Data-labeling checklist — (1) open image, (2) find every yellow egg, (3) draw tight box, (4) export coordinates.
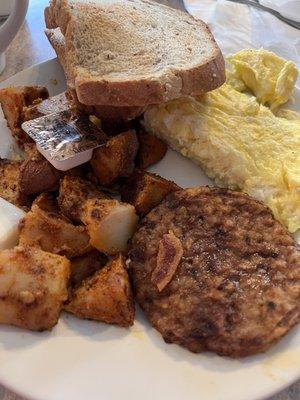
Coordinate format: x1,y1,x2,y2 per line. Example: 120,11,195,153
144,49,300,233
227,49,298,110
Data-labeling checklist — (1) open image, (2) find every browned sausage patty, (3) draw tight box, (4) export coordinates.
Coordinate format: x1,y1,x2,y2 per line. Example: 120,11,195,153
129,187,300,357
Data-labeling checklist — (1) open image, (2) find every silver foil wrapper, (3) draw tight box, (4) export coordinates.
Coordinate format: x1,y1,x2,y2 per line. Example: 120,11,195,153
22,110,107,161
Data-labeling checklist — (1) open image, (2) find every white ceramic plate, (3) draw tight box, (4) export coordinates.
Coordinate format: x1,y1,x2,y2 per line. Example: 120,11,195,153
0,59,299,400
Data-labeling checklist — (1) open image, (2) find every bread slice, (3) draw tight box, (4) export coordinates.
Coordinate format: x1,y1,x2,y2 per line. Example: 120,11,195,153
46,27,145,120
45,0,225,107
45,27,70,80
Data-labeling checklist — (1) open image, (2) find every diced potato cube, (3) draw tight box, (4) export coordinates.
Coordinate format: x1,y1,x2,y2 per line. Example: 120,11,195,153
0,147,60,206
0,86,48,148
121,170,180,215
19,152,61,196
58,175,108,223
32,192,60,213
82,199,138,255
23,92,70,121
136,129,167,169
0,159,29,207
0,246,70,331
70,250,107,286
91,130,139,186
19,205,91,258
65,254,134,327
0,198,26,250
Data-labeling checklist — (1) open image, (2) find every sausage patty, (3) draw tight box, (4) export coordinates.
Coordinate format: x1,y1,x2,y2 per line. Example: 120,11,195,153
129,187,300,357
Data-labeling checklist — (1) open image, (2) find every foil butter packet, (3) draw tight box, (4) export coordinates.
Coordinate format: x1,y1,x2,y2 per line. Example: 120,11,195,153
22,110,107,171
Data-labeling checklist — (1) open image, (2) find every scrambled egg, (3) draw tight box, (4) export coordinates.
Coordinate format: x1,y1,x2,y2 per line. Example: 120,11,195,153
227,49,298,110
143,49,300,233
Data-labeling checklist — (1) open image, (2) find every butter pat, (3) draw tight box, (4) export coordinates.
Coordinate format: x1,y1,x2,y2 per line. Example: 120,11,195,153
21,111,107,171
0,198,26,250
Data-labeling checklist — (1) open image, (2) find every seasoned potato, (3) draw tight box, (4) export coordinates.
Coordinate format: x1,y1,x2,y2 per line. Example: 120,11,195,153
65,254,134,327
0,86,49,128
23,92,70,121
65,163,93,179
19,150,61,196
121,170,180,215
32,192,60,213
92,104,144,123
91,130,139,186
19,205,91,258
0,148,60,205
101,118,136,136
136,129,167,169
23,142,39,158
82,199,138,255
0,159,29,207
58,175,108,223
70,250,107,286
0,86,48,148
0,246,70,331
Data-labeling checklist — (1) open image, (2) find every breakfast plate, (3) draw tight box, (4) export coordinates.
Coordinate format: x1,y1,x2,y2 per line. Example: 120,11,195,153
0,58,299,400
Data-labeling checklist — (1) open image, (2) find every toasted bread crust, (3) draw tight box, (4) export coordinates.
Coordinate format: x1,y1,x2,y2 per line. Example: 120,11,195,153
67,87,145,121
75,47,225,107
44,6,57,29
45,28,71,83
